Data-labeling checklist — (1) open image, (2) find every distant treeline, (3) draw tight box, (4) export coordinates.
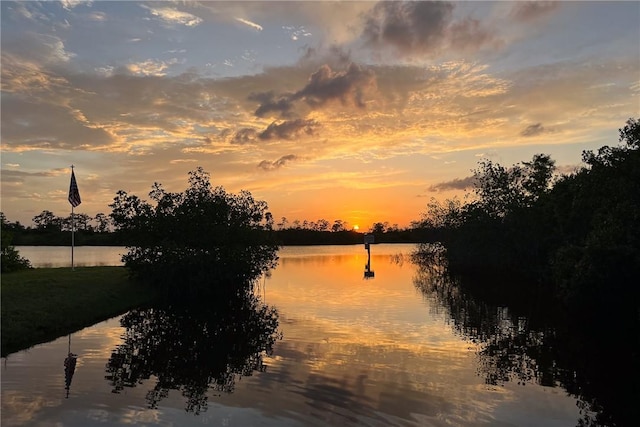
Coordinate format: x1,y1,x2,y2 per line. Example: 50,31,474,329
2,211,436,246
2,217,435,247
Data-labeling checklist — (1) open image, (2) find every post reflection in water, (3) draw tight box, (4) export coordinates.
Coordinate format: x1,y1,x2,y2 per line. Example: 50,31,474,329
363,234,375,279
104,291,281,414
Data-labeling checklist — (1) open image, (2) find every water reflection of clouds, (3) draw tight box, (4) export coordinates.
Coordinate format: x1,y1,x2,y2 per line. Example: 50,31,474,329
250,251,579,425
117,407,163,425
237,313,501,426
71,317,127,363
0,391,59,427
276,314,473,358
1,245,582,426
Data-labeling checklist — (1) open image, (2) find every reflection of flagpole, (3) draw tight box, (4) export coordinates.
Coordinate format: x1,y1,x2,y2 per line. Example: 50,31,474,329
64,334,77,399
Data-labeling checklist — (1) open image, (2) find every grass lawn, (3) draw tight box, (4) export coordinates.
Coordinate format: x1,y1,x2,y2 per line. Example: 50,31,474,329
1,266,157,357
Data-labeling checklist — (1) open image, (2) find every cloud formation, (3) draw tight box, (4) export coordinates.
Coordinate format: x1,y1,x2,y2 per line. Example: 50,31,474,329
1,169,63,182
125,58,181,76
249,91,295,118
259,119,318,141
521,123,547,137
60,0,83,11
294,63,376,108
258,154,299,171
249,63,376,121
235,17,263,32
231,128,258,145
142,5,203,27
362,1,499,57
428,176,476,192
510,1,561,22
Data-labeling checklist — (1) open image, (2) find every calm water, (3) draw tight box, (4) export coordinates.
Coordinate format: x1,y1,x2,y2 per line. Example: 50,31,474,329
2,245,583,426
14,246,126,268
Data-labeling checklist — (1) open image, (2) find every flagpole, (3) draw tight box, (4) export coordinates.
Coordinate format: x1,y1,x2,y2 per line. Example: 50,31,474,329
71,202,75,271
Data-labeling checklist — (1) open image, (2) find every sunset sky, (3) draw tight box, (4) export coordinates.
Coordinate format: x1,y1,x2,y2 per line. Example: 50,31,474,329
1,1,638,230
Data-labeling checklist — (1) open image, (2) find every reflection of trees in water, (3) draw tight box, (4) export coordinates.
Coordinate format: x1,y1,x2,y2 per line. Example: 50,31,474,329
413,256,637,427
414,264,557,388
105,293,281,414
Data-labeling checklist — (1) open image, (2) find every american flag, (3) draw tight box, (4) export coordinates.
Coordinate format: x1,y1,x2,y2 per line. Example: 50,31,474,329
68,169,81,207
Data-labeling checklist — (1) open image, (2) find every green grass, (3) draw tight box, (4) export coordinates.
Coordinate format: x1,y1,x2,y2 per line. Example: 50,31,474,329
1,266,157,356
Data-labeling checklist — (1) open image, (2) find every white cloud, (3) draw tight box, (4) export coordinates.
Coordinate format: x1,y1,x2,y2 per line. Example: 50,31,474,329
2,33,76,65
169,159,198,164
88,11,107,22
95,65,114,76
125,58,181,76
235,17,263,32
283,25,312,41
49,38,76,63
143,6,202,27
11,3,38,21
60,0,87,11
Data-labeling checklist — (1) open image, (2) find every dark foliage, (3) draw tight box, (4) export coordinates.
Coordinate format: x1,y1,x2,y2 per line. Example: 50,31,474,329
1,212,32,272
417,118,640,311
549,118,640,309
108,168,279,296
104,293,281,414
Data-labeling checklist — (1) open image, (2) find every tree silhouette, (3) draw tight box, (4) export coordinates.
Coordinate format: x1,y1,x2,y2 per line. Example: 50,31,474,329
109,168,278,296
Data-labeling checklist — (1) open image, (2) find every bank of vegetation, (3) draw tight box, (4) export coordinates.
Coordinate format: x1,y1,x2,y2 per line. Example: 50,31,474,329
415,118,639,316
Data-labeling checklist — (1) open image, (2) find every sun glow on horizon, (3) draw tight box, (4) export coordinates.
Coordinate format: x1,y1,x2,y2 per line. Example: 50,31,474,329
353,225,360,231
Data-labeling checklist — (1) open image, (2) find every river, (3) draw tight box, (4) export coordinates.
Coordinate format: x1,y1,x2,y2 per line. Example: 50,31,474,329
2,245,587,426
